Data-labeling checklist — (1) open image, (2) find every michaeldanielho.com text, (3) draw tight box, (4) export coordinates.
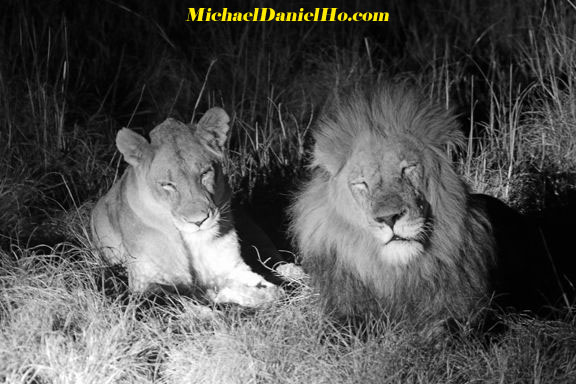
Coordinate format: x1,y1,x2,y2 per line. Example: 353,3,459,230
186,8,389,22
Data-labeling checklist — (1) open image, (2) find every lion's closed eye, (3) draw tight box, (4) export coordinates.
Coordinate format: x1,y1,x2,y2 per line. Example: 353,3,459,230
401,163,418,177
350,179,369,191
159,181,177,192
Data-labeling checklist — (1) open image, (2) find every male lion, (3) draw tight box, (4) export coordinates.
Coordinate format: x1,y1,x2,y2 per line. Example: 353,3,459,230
91,107,282,307
290,81,498,324
290,81,576,325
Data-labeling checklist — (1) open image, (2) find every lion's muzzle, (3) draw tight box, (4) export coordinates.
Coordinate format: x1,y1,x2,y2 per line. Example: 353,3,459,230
370,194,430,247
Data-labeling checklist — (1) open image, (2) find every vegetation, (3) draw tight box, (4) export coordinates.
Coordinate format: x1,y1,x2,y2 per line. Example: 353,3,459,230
1,0,575,382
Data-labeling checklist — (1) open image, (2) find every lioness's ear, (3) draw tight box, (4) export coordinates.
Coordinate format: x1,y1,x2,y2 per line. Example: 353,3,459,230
196,107,230,154
116,128,152,167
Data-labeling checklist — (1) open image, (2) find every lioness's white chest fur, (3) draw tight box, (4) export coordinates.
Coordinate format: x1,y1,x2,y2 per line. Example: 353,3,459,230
181,228,242,286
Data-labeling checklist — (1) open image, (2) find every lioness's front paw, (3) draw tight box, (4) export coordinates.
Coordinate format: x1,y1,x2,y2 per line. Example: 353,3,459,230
275,263,306,280
207,279,283,307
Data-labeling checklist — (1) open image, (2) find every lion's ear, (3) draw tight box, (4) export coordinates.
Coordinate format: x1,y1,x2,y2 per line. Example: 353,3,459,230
196,107,230,154
116,128,152,167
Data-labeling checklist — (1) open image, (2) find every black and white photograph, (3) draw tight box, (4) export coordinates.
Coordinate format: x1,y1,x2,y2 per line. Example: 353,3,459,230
1,0,576,382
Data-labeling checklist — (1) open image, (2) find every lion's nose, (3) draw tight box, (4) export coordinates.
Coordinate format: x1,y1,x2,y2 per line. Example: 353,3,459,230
374,209,406,227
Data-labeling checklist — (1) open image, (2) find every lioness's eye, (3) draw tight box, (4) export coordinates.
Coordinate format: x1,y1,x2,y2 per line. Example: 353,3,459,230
201,168,214,186
159,181,176,192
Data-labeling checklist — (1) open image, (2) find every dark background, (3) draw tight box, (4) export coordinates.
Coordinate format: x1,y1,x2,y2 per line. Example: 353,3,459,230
1,0,575,244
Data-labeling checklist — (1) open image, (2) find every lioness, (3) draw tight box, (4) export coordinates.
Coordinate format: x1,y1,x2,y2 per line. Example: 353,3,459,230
91,107,282,307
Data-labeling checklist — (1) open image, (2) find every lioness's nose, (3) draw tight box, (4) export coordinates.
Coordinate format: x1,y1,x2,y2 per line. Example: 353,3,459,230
185,212,210,227
192,215,208,227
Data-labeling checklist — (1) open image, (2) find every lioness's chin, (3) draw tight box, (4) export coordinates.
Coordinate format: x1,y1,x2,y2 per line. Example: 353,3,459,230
174,217,219,234
379,241,424,265
177,225,215,234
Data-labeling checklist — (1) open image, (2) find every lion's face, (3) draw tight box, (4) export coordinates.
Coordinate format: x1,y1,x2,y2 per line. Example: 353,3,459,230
116,108,232,235
331,133,432,265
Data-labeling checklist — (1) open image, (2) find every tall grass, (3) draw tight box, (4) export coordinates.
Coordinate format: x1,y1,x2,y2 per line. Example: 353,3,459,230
1,0,576,382
2,240,576,383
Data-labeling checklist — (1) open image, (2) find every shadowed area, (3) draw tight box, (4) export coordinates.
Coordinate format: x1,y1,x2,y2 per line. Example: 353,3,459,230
476,194,576,315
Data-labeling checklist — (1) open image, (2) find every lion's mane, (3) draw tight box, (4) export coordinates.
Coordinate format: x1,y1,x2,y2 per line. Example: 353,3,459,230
289,81,496,323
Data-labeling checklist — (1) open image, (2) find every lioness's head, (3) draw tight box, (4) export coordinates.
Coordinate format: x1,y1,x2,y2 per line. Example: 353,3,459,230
311,83,464,265
116,107,232,234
